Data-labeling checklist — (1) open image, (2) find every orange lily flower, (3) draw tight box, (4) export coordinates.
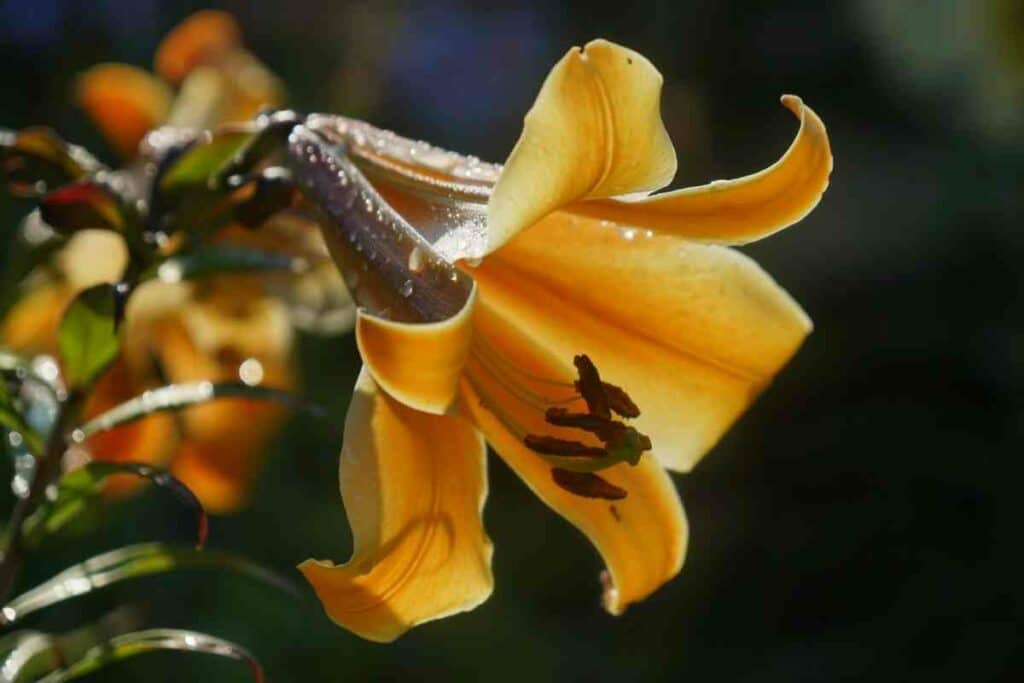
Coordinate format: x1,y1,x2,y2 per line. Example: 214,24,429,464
297,39,832,641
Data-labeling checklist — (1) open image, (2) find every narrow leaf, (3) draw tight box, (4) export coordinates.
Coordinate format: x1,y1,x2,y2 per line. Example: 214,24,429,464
0,543,297,627
24,462,208,549
0,630,63,681
0,128,99,197
158,129,253,195
39,181,126,234
213,110,299,184
79,381,320,437
0,389,44,456
0,609,141,682
37,628,264,683
57,284,120,390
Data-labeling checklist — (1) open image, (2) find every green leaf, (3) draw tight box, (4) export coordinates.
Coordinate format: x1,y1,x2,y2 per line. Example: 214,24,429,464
0,543,298,627
23,462,208,549
158,129,253,196
79,381,321,437
0,352,47,455
212,110,298,185
0,610,142,682
144,244,298,283
0,348,60,400
0,127,99,197
0,389,44,456
38,181,128,235
57,284,120,390
37,628,264,683
231,167,296,228
0,630,63,682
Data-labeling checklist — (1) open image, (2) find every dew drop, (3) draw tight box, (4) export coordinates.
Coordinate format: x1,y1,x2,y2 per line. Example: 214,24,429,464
408,247,425,273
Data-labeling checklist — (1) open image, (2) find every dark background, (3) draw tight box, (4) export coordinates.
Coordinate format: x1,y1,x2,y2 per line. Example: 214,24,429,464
1,0,1021,680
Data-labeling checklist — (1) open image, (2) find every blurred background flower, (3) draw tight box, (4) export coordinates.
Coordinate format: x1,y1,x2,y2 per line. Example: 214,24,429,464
0,1,1019,681
1,10,351,514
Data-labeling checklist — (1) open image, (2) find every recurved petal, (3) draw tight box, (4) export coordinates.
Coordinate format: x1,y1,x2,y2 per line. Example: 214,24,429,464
486,39,676,255
356,285,476,415
572,95,832,244
458,306,686,612
474,212,811,472
75,64,173,158
300,369,493,642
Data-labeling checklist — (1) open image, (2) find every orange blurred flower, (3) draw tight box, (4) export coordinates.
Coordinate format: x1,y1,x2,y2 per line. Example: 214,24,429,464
1,11,345,513
1,230,294,513
76,10,283,158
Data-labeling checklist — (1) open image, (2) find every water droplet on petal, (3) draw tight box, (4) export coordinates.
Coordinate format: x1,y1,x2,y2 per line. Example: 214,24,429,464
408,247,425,273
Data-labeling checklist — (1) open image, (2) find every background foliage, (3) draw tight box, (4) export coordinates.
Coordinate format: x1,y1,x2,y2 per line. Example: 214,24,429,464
0,0,1019,680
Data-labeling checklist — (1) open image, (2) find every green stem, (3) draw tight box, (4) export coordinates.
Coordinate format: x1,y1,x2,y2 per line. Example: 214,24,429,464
0,390,83,603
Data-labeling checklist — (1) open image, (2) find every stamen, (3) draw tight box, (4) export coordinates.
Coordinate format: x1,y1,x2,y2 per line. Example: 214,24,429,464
551,468,627,500
470,345,566,412
523,435,606,458
544,407,621,442
573,355,610,419
463,371,528,440
602,381,640,418
519,354,654,502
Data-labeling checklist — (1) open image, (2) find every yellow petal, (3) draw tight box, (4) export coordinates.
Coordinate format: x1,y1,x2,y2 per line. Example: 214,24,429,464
486,39,676,255
154,9,241,84
473,212,810,472
75,64,173,158
459,301,686,612
164,67,232,130
300,369,493,642
572,96,832,244
356,285,476,415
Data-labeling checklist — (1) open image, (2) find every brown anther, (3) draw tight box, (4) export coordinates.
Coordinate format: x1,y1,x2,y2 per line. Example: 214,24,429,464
551,468,627,500
544,407,622,442
573,354,610,419
602,381,640,418
523,435,606,458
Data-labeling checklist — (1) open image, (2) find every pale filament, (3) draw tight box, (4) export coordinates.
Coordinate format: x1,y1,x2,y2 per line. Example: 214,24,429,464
464,331,591,454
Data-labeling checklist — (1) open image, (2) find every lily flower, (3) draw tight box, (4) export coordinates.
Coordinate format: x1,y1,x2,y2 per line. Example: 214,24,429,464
294,39,832,641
